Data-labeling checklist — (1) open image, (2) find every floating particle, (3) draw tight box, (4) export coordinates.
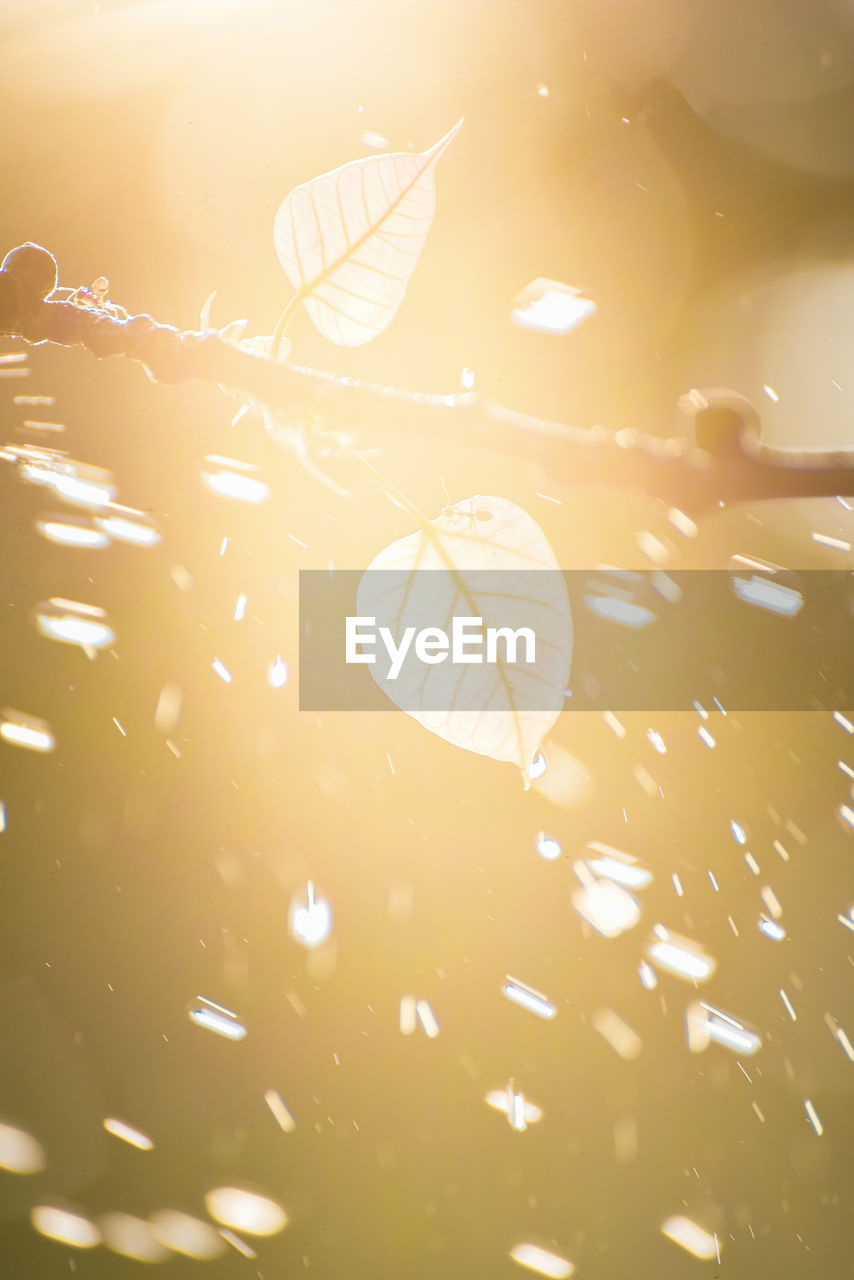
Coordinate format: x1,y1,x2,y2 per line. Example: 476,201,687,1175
838,804,854,831
289,882,333,948
0,352,27,365
671,873,684,897
95,504,161,546
154,684,183,734
780,988,797,1021
485,1088,543,1127
503,976,556,1020
0,708,55,753
536,831,562,860
613,1114,638,1162
268,656,288,688
686,1000,761,1055
170,564,194,591
603,710,626,738
661,1215,718,1260
758,917,786,941
693,700,708,720
204,1187,287,1237
763,385,779,402
219,536,229,556
0,801,5,834
638,960,657,990
667,507,698,538
584,571,657,628
536,82,549,97
573,863,641,938
102,1117,154,1151
264,1090,296,1133
652,573,681,603
14,394,55,405
730,820,747,845
646,928,716,983
812,531,851,552
838,760,854,778
415,999,440,1038
186,996,247,1041
52,464,115,509
744,852,760,875
399,994,417,1035
506,1084,528,1132
212,659,232,684
510,1242,574,1278
591,1008,642,1060
528,750,548,780
635,530,669,565
36,514,110,548
233,593,248,622
202,456,270,504
729,555,803,616
834,710,854,734
360,129,390,149
34,598,114,650
511,278,595,335
100,1213,170,1262
585,843,653,890
30,1206,100,1249
647,728,667,754
535,491,562,505
835,1025,854,1060
804,1099,823,1136
20,419,65,434
708,871,719,891
149,1210,225,1260
218,1229,257,1258
839,911,854,933
760,885,782,919
0,1121,46,1174
460,367,475,389
698,726,716,749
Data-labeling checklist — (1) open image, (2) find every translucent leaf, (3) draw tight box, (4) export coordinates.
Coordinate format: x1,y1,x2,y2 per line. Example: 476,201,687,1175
356,495,572,781
273,120,462,346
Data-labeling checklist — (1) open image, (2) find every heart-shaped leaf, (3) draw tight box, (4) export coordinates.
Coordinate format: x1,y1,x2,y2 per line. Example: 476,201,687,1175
273,120,462,347
356,496,573,782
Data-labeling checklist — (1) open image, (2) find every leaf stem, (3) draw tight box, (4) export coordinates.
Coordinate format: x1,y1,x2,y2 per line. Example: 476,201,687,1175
270,290,303,362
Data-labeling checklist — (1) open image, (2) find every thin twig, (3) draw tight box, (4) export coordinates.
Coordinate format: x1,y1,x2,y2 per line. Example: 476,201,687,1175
4,252,854,517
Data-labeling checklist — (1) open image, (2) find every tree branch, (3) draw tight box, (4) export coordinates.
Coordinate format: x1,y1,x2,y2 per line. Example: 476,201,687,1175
4,243,854,518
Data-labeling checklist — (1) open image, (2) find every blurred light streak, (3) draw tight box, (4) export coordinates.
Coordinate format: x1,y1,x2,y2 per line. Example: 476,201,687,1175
35,598,114,649
264,1090,296,1133
0,709,55,753
149,1210,225,1260
204,1186,287,1236
646,929,715,982
102,1117,154,1151
510,1242,574,1278
187,996,247,1041
100,1213,170,1262
661,1215,718,1260
31,1205,100,1249
0,1121,46,1174
503,977,556,1020
511,277,595,335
